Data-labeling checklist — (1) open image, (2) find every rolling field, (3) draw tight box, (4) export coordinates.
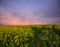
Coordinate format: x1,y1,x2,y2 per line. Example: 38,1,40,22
0,25,60,47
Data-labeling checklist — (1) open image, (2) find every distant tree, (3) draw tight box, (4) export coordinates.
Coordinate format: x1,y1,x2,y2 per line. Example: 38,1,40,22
0,23,5,26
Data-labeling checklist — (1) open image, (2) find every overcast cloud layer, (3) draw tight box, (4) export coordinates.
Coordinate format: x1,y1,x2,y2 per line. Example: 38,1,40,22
0,0,60,25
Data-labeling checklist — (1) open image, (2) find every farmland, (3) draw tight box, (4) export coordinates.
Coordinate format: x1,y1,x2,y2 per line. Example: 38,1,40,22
0,25,60,47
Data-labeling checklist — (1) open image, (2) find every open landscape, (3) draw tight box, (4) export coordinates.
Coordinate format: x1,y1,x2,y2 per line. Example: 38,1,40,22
0,25,60,47
0,0,60,47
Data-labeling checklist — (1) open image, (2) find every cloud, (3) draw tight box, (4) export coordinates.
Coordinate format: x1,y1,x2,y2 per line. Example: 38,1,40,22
0,8,24,25
0,0,60,25
0,7,60,25
0,8,40,25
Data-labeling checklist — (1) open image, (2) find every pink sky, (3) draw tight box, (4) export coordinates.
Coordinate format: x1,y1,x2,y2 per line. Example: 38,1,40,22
0,0,60,25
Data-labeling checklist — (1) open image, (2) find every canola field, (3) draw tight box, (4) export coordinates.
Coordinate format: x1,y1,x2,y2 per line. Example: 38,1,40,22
0,25,60,47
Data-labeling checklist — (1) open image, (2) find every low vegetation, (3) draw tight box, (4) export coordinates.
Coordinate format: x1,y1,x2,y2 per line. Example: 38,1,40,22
0,25,60,47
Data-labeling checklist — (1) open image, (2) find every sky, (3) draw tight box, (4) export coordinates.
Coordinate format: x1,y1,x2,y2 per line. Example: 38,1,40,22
0,0,60,25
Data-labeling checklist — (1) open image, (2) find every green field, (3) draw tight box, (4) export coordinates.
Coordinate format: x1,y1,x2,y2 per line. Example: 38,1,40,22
0,25,60,47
